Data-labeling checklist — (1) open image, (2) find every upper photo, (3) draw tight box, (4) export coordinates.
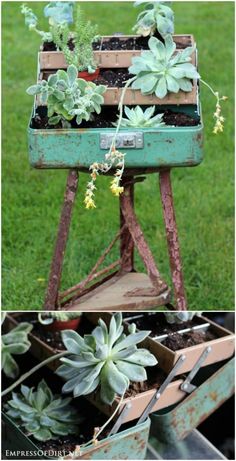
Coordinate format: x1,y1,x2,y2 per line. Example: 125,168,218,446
2,1,234,311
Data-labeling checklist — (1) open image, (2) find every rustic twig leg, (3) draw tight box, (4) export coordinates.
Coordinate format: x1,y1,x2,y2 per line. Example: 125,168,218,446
44,170,79,310
159,169,188,311
120,179,168,296
120,178,134,272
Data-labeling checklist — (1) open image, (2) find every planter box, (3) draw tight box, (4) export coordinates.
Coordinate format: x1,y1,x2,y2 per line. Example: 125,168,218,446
3,313,186,424
140,315,235,375
28,107,203,170
150,358,235,443
2,412,150,460
39,34,195,70
87,312,235,375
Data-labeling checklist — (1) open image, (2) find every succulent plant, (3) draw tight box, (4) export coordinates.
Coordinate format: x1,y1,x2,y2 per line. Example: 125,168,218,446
44,2,74,25
27,65,106,127
133,1,174,38
52,5,99,72
129,34,200,99
56,313,157,405
117,105,165,128
164,312,202,324
5,380,80,442
2,322,33,379
38,312,81,325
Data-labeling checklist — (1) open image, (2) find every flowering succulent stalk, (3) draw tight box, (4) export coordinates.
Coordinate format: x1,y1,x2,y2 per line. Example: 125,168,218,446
200,79,227,134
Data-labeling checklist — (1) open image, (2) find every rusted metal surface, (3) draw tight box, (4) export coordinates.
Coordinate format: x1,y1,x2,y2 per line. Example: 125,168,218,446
2,411,150,460
150,358,235,443
120,178,134,272
159,169,187,310
44,170,79,310
120,179,168,296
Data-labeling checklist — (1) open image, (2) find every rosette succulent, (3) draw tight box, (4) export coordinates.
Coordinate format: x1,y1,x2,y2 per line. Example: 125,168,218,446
133,1,174,38
5,380,80,442
164,312,202,324
27,65,106,127
2,322,33,379
118,106,165,128
129,34,200,99
57,313,157,405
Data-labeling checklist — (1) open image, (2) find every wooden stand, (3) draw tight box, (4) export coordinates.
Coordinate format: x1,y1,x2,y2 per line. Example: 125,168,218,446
44,169,187,311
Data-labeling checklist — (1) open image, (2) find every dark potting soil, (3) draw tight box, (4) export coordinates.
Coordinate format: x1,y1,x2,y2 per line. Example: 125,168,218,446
125,313,206,338
94,68,131,87
162,329,217,351
32,105,200,130
42,33,191,52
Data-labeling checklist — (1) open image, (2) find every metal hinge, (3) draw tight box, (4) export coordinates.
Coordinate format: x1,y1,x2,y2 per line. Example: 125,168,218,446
100,132,144,149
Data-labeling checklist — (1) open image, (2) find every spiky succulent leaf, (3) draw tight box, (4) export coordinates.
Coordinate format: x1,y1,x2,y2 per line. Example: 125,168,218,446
117,105,165,128
129,35,200,99
164,312,203,324
133,1,174,38
57,313,157,405
1,323,33,379
26,65,106,126
5,380,81,442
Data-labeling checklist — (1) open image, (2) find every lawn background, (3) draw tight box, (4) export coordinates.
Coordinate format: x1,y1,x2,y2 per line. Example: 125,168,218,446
2,1,234,310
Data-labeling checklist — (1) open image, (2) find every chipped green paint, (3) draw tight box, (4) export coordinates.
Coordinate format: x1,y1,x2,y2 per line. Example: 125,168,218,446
150,358,235,444
2,412,150,460
28,112,204,170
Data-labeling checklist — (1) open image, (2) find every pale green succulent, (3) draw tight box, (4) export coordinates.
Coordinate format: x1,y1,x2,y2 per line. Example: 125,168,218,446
2,323,33,379
38,312,81,325
27,65,106,127
133,1,174,38
56,313,157,405
118,106,165,128
129,34,200,99
5,380,80,442
164,312,202,324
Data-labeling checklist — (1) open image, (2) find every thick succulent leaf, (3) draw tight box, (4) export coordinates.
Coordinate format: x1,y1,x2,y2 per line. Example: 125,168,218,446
67,65,78,85
25,421,41,433
178,78,193,92
166,75,180,93
100,368,116,405
92,326,106,345
94,345,109,360
48,74,58,87
155,77,168,98
38,380,53,405
105,361,129,395
73,376,99,397
116,360,147,382
83,361,105,382
60,356,94,369
26,85,42,96
124,349,158,366
4,342,31,355
57,69,69,84
33,428,52,442
48,115,61,125
2,353,20,379
112,330,151,353
112,345,137,360
61,330,88,352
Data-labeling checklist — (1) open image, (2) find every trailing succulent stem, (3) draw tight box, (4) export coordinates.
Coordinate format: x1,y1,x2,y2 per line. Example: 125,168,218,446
5,380,80,442
2,322,33,379
56,312,157,405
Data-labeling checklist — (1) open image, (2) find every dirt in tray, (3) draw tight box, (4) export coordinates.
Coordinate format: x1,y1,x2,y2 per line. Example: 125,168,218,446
32,105,200,130
125,313,206,338
9,313,94,351
124,367,168,398
42,34,191,52
94,68,131,87
162,329,217,351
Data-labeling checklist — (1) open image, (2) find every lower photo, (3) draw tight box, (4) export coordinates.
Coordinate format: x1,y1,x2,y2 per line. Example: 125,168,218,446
1,311,235,460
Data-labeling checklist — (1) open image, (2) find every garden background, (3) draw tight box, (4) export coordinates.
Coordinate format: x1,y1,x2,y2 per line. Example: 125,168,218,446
2,1,234,310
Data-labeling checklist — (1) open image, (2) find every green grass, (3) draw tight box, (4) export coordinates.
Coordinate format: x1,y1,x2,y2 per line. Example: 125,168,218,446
2,2,234,311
